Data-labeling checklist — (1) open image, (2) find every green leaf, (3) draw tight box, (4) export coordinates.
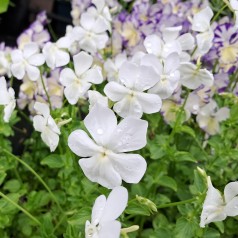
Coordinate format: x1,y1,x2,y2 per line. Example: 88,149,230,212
157,176,177,191
68,207,91,226
0,171,6,185
177,125,196,138
41,154,64,168
174,151,196,162
0,0,9,14
203,228,220,238
4,179,21,193
175,217,197,238
126,200,151,216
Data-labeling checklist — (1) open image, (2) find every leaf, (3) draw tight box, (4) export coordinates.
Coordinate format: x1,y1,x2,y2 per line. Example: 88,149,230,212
175,217,197,238
157,176,177,192
0,0,9,14
126,200,151,216
203,228,220,238
174,151,197,162
177,125,196,138
0,171,6,185
68,207,91,226
3,179,21,193
41,154,64,168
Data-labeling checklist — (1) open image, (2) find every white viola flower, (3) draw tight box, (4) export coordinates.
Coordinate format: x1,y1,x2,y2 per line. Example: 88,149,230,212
180,62,214,89
104,52,127,82
229,0,238,27
200,176,238,227
11,42,45,81
68,104,147,189
42,41,70,69
59,51,103,105
104,61,162,118
33,102,60,152
85,186,128,238
196,100,230,135
88,90,108,110
142,53,180,99
0,77,16,123
75,10,109,54
192,6,214,56
143,26,194,61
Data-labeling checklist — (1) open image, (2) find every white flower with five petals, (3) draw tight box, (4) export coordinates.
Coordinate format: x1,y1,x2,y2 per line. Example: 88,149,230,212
104,61,162,118
11,42,45,81
85,186,128,238
229,0,238,27
33,102,60,152
0,76,16,122
59,51,103,105
68,104,147,189
200,176,238,227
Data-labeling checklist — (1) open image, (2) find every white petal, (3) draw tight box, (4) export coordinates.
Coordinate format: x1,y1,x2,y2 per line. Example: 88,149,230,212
140,54,163,75
11,63,25,79
33,115,46,132
55,49,70,68
83,67,103,84
224,182,238,203
88,90,108,109
164,53,180,74
68,129,101,157
0,77,10,105
34,101,50,118
91,195,106,225
108,117,148,152
225,197,238,217
11,49,23,63
215,108,230,122
26,64,40,81
47,116,60,134
230,0,238,10
23,42,39,58
3,101,15,123
84,104,117,146
113,97,143,118
73,51,93,76
27,53,45,66
104,82,130,101
177,33,195,51
136,92,162,114
162,26,182,42
100,186,128,222
41,127,59,152
93,33,109,50
98,221,121,238
119,62,139,88
43,43,55,69
110,153,147,184
56,36,72,48
143,34,163,56
79,156,122,189
59,68,77,87
80,12,95,31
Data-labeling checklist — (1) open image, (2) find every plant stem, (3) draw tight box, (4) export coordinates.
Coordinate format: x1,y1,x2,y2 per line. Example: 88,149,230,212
1,149,64,215
40,72,52,111
0,192,41,226
211,5,228,24
157,197,197,209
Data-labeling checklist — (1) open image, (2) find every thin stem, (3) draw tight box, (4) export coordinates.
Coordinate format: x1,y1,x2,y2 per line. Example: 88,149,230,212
17,109,32,124
157,197,197,209
40,73,52,111
1,149,64,215
0,192,41,226
211,5,228,24
47,23,58,41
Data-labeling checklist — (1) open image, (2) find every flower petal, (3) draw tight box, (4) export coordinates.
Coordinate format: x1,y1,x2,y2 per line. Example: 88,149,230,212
110,153,147,184
83,67,103,84
104,82,130,101
26,64,40,81
59,68,77,87
55,49,70,68
34,101,50,118
225,197,238,217
91,195,106,225
28,53,45,66
68,129,101,157
84,104,117,146
79,156,122,189
98,220,121,238
143,34,163,56
41,127,59,152
73,51,93,76
108,117,148,152
11,62,25,80
33,115,46,132
23,42,39,58
100,186,128,222
224,182,238,203
119,62,139,88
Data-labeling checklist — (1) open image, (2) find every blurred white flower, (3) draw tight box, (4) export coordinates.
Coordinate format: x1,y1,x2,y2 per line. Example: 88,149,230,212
0,76,16,122
42,41,70,69
200,176,238,227
192,6,214,56
180,62,214,89
11,42,45,81
104,61,162,118
68,104,147,189
88,90,108,110
196,100,230,135
33,102,60,152
59,51,103,105
229,0,238,27
85,186,128,238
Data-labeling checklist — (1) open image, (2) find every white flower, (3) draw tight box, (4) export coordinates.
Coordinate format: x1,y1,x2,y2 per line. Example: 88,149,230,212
0,76,16,122
196,100,230,135
104,61,162,118
59,51,103,105
85,186,128,238
180,62,214,89
88,90,108,110
11,42,45,81
68,104,147,189
42,41,70,69
229,0,238,27
192,6,214,56
200,177,238,227
33,102,60,152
